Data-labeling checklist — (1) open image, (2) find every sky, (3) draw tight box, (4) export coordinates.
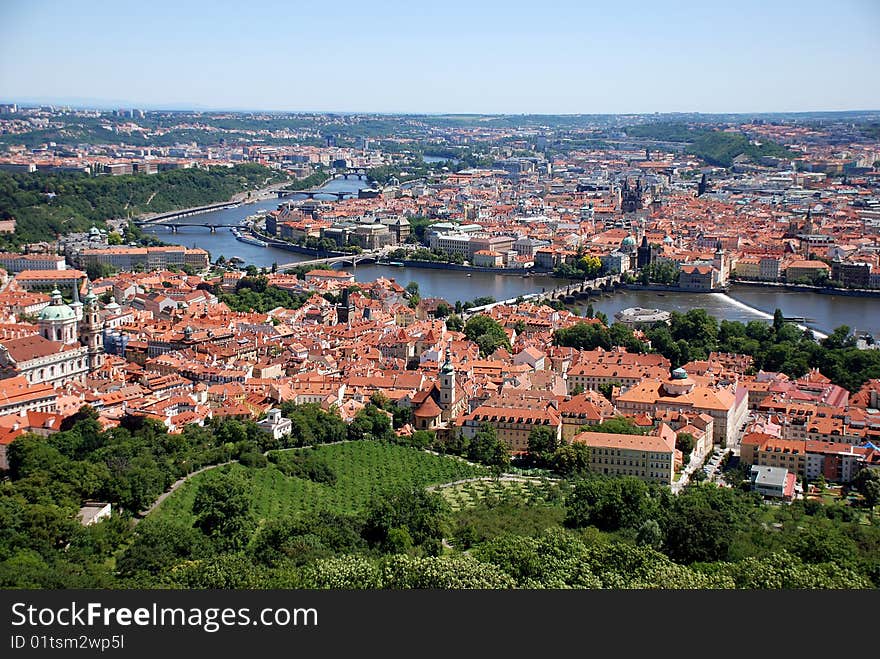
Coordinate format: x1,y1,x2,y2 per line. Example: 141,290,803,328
1,0,878,114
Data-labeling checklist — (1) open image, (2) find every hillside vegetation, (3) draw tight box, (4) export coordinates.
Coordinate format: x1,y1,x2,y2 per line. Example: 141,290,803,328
0,163,287,246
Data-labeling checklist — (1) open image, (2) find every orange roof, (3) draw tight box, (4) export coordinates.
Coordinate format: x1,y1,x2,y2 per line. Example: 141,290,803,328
572,430,673,453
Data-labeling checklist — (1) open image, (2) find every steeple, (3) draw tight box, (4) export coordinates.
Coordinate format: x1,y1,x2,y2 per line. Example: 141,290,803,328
697,174,707,197
70,279,83,321
439,342,456,408
79,280,105,372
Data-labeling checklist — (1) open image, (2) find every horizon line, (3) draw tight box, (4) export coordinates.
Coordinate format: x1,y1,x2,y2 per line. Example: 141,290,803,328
3,98,879,118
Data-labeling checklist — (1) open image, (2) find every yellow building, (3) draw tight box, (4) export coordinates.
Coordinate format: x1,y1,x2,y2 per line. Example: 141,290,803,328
459,402,561,452
571,423,676,485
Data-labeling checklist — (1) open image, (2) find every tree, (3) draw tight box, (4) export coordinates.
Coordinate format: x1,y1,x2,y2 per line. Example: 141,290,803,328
467,423,510,469
363,488,450,556
662,485,752,564
348,404,393,441
822,325,854,350
773,308,785,335
636,518,664,549
192,470,255,551
564,477,652,532
853,469,880,512
527,426,559,468
676,433,695,460
445,314,464,331
117,519,213,577
464,315,511,357
582,416,646,435
551,443,591,478
597,381,619,401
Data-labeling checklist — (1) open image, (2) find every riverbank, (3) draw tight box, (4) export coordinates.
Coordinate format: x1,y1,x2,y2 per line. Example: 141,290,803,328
622,283,729,294
731,279,880,299
387,259,533,275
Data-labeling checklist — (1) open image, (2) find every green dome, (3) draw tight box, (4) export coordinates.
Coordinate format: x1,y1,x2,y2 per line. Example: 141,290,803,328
671,367,688,380
40,289,76,322
39,303,76,322
621,235,636,247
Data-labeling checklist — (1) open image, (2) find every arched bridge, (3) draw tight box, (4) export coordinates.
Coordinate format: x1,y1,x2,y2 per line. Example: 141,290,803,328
275,249,385,271
276,189,356,200
331,169,369,180
464,273,623,315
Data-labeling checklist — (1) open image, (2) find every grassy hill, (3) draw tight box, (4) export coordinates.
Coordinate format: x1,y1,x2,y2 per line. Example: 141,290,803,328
150,441,488,524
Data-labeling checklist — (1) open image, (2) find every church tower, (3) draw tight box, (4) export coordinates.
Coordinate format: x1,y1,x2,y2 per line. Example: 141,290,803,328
79,283,105,371
439,347,456,408
713,240,726,286
336,287,353,327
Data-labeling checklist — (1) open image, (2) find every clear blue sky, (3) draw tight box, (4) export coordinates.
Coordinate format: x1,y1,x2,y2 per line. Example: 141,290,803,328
1,0,878,114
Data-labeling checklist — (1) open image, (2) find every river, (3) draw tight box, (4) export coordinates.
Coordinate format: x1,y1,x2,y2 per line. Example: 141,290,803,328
144,177,880,338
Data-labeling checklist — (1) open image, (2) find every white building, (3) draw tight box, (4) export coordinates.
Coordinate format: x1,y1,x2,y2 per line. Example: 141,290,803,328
256,408,293,440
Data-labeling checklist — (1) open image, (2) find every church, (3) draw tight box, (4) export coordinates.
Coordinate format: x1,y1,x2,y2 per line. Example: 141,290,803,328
409,347,468,432
0,283,105,387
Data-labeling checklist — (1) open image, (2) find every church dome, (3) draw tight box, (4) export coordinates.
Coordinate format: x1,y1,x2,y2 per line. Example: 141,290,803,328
38,304,77,322
39,289,76,322
621,235,636,248
84,285,99,305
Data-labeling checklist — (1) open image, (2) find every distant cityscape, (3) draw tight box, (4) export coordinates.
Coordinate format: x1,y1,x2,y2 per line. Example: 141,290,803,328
1,102,880,591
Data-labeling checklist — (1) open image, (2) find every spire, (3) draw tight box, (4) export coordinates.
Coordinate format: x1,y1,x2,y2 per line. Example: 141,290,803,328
440,343,454,374
72,280,81,305
84,280,98,306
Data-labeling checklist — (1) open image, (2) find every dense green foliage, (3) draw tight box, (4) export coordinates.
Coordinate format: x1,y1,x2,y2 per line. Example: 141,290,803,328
553,253,603,279
639,260,680,285
2,402,877,589
581,416,648,435
623,123,710,142
0,164,287,246
387,246,466,265
691,131,794,167
553,321,648,353
219,275,310,312
464,315,512,356
644,308,880,390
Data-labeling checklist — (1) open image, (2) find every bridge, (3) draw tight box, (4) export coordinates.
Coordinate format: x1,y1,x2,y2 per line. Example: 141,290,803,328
275,189,356,200
331,169,369,180
464,273,624,316
275,249,386,271
135,201,241,225
152,222,241,233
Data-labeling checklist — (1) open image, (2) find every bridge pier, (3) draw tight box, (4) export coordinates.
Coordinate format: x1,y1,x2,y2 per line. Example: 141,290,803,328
209,226,216,234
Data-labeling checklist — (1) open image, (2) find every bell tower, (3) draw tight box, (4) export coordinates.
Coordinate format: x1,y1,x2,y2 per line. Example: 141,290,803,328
439,346,456,408
79,283,105,371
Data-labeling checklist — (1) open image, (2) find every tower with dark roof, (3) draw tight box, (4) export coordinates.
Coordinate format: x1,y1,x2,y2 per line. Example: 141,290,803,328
621,178,643,213
637,235,653,268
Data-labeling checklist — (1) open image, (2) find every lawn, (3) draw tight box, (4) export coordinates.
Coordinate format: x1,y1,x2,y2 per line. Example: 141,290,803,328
151,441,488,524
